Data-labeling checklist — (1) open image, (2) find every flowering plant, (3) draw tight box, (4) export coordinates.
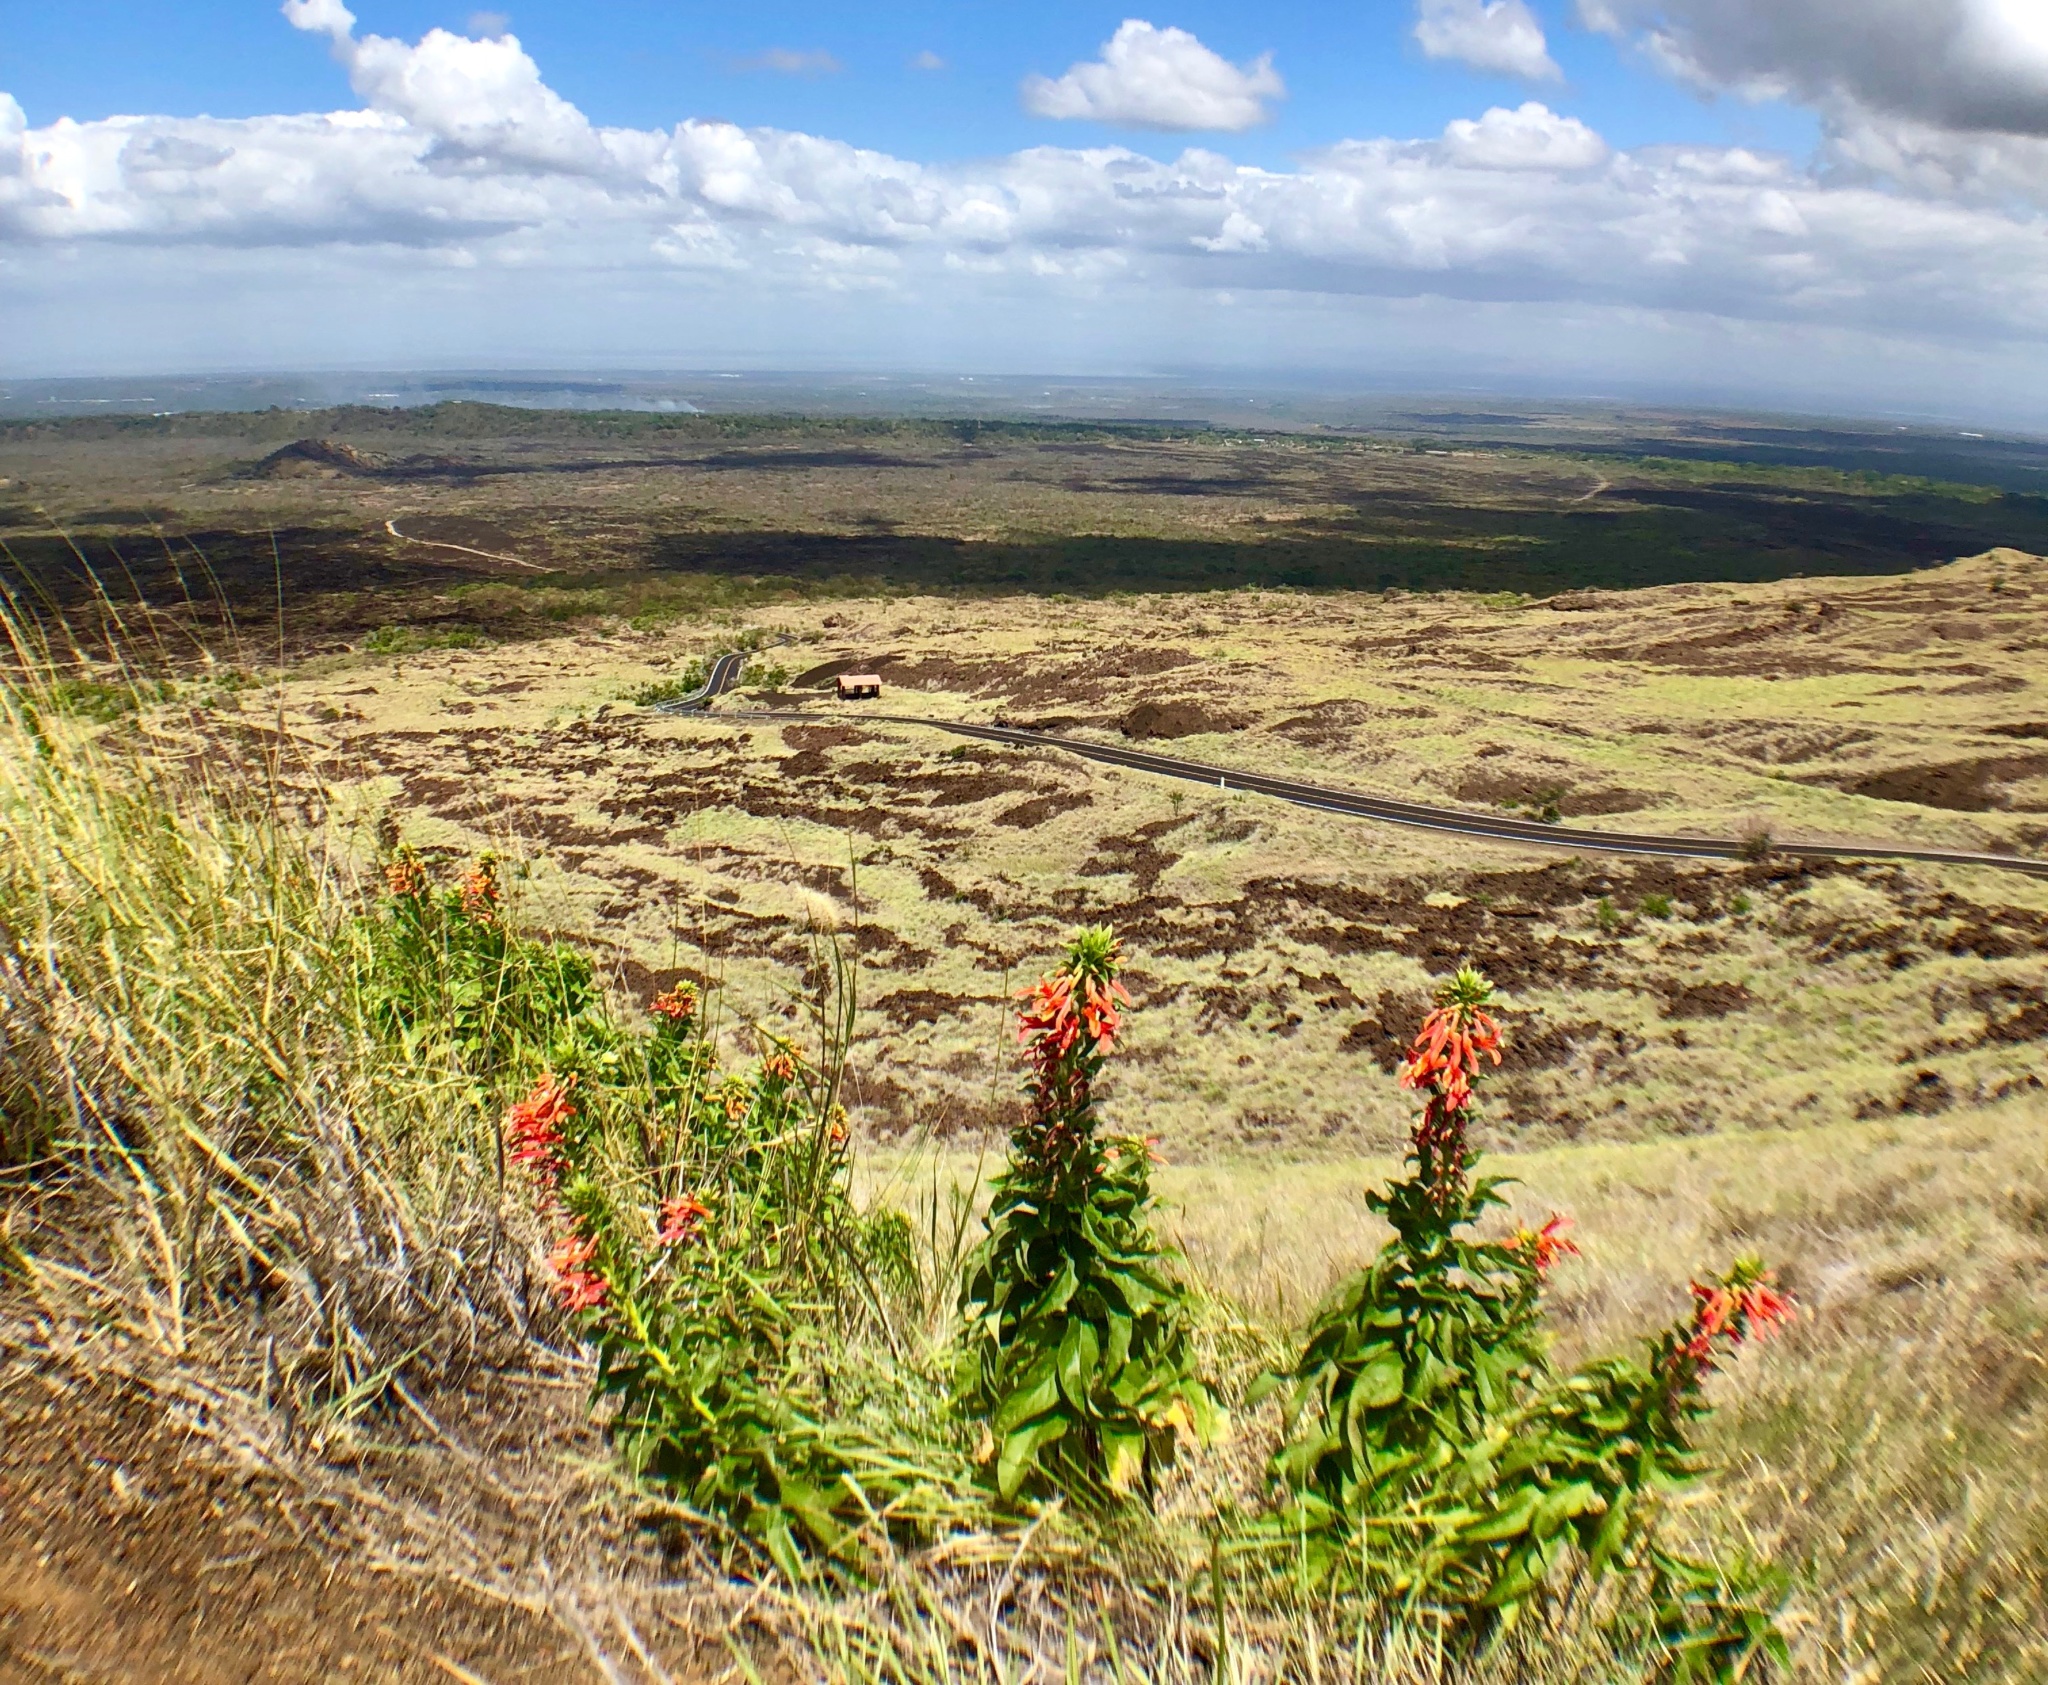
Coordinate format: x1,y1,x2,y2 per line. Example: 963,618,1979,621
489,966,975,1576
361,849,604,1079
1254,967,1791,1678
955,926,1219,1502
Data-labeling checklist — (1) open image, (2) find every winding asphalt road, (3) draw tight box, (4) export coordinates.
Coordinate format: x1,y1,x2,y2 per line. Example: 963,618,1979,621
647,655,2048,880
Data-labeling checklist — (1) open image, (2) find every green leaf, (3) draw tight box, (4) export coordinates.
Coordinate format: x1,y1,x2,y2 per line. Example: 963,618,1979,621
1352,1348,1405,1410
992,1356,1062,1434
1056,1317,1101,1409
1102,1426,1147,1494
998,1413,1072,1498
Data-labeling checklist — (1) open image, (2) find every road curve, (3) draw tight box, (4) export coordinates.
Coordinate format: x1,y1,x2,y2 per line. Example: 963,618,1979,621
646,650,751,714
646,672,2048,879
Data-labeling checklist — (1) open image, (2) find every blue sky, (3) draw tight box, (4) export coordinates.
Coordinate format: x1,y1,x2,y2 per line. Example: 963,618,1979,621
4,1,2048,422
4,1,1817,163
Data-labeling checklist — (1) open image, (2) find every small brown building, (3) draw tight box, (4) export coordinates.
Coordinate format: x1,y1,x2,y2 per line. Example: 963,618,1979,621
836,673,882,700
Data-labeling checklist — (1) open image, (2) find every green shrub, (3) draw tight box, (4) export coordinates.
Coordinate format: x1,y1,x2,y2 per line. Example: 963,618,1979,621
363,624,483,656
369,863,980,1577
1641,891,1675,919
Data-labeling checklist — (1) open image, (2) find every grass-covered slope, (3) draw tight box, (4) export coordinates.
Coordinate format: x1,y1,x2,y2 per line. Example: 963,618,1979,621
4,613,2047,1680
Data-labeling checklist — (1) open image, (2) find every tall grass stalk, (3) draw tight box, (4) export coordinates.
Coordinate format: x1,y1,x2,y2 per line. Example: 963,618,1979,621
0,594,529,1425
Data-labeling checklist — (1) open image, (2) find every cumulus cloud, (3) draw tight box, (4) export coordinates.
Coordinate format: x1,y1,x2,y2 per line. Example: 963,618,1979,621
1021,20,1284,132
1416,0,1561,81
910,50,946,73
1440,103,1608,168
284,0,619,173
5,7,2048,391
1582,0,2048,136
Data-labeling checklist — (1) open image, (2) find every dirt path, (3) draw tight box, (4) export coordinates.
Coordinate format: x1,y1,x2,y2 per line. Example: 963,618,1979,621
0,1365,591,1684
384,518,550,572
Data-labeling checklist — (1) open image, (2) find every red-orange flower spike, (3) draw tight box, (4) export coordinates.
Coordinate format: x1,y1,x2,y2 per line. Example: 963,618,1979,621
547,1230,608,1312
655,1194,709,1249
1511,1214,1579,1275
1668,1257,1793,1384
762,1049,799,1083
649,984,697,1025
1399,971,1503,1113
505,1072,578,1190
458,856,501,922
384,856,427,900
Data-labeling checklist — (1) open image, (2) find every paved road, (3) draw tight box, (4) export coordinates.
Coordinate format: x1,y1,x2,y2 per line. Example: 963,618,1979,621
647,664,2048,880
645,649,751,714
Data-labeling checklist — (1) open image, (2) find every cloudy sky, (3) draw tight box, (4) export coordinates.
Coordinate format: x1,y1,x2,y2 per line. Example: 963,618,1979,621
6,1,2048,421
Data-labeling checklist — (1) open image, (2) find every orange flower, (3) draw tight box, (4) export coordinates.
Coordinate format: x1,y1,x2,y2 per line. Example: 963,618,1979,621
1670,1263,1793,1381
1511,1213,1579,1275
458,857,501,923
1399,1000,1503,1112
383,857,427,900
649,984,698,1026
762,1050,798,1083
505,1072,578,1190
655,1194,709,1249
723,1088,751,1123
828,1109,849,1148
547,1231,608,1312
1017,970,1132,1062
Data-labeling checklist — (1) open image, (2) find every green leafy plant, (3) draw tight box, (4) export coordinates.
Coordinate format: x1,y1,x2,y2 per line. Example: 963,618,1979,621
357,851,611,1079
1640,892,1675,919
1251,968,1791,1677
954,927,1221,1502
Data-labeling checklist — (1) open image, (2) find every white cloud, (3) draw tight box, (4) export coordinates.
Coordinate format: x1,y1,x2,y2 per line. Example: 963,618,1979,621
285,0,617,174
1416,0,1561,81
738,49,843,77
280,0,354,42
468,12,510,38
910,50,946,73
1582,0,2048,136
7,8,2048,412
1440,103,1608,168
1021,21,1284,132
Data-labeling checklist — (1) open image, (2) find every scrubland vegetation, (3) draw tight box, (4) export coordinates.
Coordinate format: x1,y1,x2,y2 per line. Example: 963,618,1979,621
4,412,2047,1679
3,585,2047,1684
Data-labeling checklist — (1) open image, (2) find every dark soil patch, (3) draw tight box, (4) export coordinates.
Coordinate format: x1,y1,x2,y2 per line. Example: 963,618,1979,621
871,988,1003,1029
1830,756,2048,812
1452,767,1657,818
1077,819,1183,895
1503,1018,1612,1068
1121,700,1246,740
1663,980,1756,1019
1897,1068,1956,1116
1987,723,2048,741
780,722,875,755
1339,988,1435,1071
994,790,1095,828
391,514,520,552
1972,983,2048,1045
